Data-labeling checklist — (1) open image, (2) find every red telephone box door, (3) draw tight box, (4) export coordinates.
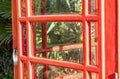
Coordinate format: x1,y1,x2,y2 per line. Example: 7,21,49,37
12,0,118,79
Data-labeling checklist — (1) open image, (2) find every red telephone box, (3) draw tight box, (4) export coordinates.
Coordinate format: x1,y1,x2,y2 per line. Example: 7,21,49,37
12,0,118,79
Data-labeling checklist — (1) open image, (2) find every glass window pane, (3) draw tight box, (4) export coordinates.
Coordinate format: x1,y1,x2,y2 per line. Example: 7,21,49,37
90,22,97,43
32,22,42,48
47,22,83,47
48,48,83,64
21,22,27,56
36,48,83,64
91,46,97,65
21,0,26,16
33,22,83,64
89,0,97,14
90,22,98,65
32,64,83,79
89,72,98,79
32,0,82,15
22,61,28,79
33,22,83,49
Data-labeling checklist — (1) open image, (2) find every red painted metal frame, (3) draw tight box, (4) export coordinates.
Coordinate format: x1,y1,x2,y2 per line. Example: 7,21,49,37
12,0,18,79
118,0,120,78
12,0,108,79
105,0,118,79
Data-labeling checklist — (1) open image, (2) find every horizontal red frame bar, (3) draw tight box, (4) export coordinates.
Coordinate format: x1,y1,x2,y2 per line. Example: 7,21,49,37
36,43,97,53
20,56,84,70
36,43,83,53
20,56,99,72
18,15,98,22
86,65,99,72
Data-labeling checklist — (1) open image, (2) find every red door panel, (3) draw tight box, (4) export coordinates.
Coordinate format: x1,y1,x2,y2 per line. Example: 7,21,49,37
12,0,118,79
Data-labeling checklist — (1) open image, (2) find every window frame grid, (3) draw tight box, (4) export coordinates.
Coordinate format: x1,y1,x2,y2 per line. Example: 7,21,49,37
14,0,104,79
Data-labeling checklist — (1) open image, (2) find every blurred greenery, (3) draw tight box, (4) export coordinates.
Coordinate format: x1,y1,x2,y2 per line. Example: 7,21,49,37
0,0,13,79
34,0,82,15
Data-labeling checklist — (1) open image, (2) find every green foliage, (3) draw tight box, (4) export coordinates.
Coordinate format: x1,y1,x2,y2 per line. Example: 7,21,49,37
0,24,12,45
0,0,11,19
0,0,12,45
48,22,83,46
34,0,82,14
46,0,82,14
0,0,13,79
0,46,13,79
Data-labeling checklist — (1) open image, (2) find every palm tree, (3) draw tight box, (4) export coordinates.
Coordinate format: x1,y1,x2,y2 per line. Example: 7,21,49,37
0,0,13,78
0,0,12,45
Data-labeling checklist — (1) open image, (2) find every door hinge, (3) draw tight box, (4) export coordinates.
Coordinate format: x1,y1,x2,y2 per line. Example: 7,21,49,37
13,48,18,65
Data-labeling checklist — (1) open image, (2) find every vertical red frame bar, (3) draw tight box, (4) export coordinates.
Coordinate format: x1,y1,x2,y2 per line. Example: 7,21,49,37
12,0,18,78
42,22,48,79
118,0,120,78
26,0,34,79
82,0,87,78
12,0,23,79
82,0,98,79
41,0,48,79
30,0,37,78
105,0,118,78
97,0,105,78
26,21,33,79
83,21,91,79
17,18,24,79
17,17,24,79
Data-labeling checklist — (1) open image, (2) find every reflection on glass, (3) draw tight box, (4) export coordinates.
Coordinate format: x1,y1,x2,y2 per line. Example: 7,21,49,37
90,22,98,65
31,22,42,48
89,72,98,79
34,22,83,64
48,48,83,64
32,0,82,15
21,0,26,16
90,22,97,43
21,22,27,56
91,46,97,65
33,0,42,15
34,22,83,48
36,48,83,64
33,64,83,79
23,61,28,79
47,22,83,47
89,0,97,14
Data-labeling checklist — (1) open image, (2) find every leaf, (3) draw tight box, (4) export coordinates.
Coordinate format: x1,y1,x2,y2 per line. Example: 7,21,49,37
47,22,57,34
0,24,12,45
66,0,71,10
